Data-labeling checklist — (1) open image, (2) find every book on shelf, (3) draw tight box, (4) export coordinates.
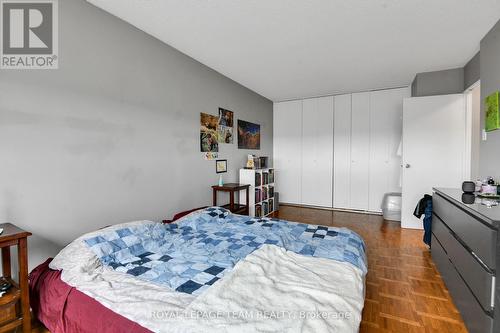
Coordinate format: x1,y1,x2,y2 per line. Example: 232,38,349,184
262,172,269,185
255,188,261,203
269,198,274,212
268,185,274,198
268,169,274,183
262,202,269,216
255,172,261,187
262,186,268,200
255,204,262,217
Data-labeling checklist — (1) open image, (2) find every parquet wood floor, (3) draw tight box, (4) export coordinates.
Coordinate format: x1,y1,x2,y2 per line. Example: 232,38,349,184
32,205,468,333
274,205,468,333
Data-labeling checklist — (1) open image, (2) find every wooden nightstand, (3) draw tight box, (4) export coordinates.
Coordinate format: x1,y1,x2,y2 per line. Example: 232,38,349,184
212,183,250,215
0,223,32,333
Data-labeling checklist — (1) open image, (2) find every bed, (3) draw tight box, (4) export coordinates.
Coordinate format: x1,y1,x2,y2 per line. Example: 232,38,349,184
29,207,367,333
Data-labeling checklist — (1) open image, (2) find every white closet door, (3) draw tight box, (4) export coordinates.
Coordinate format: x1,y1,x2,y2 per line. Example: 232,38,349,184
350,92,370,210
368,88,409,212
301,96,333,207
333,94,351,209
273,100,302,205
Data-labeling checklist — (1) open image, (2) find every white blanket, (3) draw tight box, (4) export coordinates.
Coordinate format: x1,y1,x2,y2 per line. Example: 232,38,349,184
181,245,364,333
51,221,365,333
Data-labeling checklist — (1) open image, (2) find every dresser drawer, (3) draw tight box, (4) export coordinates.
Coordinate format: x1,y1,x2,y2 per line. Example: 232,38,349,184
495,295,500,333
432,214,494,311
433,194,497,269
431,238,494,333
430,231,453,282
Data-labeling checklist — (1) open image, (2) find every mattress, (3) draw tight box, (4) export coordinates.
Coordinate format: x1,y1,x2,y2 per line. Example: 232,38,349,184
29,258,152,333
30,208,367,333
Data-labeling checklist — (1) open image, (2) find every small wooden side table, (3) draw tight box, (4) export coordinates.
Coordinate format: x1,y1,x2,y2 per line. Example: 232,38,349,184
212,183,250,215
0,223,31,333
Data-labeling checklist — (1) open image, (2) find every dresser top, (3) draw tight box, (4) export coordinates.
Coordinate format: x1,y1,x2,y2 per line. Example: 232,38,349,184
433,188,500,227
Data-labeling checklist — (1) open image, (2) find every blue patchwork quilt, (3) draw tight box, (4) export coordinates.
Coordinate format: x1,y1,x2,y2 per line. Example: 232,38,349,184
85,207,367,296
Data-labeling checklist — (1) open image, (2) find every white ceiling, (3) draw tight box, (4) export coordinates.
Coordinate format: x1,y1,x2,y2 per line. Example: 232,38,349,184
87,0,500,101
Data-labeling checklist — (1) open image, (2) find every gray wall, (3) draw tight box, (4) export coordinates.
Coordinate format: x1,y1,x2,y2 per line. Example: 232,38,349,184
409,19,500,181
411,51,480,97
411,68,465,97
464,52,480,90
479,19,500,179
0,0,273,270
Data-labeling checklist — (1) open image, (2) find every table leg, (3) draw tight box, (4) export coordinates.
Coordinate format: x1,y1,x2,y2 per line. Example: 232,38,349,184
230,191,235,212
245,187,249,215
1,247,11,278
213,188,217,207
18,238,30,333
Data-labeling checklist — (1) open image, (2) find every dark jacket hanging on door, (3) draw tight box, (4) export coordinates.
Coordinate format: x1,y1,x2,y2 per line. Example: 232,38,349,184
414,194,433,246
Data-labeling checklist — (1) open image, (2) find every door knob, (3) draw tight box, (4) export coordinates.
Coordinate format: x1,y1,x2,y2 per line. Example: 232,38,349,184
405,164,411,168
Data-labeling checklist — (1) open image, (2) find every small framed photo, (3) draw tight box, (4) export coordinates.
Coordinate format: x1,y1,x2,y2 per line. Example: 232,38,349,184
216,159,227,173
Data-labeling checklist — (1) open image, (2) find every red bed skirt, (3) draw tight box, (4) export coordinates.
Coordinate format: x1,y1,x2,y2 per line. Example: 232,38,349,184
29,258,152,333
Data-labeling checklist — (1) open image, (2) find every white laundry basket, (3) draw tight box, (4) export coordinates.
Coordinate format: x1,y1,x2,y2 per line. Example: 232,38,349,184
381,192,402,222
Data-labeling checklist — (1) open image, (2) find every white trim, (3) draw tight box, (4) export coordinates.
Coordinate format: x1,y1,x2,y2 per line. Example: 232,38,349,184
464,90,473,180
464,80,481,181
466,80,481,92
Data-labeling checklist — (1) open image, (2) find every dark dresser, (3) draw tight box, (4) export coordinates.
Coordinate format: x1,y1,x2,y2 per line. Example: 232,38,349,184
432,188,500,333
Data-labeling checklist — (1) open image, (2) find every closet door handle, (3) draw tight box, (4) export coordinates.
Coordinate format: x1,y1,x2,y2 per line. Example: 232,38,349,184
405,164,411,169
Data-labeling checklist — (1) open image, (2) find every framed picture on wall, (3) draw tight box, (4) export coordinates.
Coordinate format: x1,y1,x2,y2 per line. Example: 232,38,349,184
200,112,219,152
216,159,227,173
485,91,500,132
218,108,234,144
237,119,260,149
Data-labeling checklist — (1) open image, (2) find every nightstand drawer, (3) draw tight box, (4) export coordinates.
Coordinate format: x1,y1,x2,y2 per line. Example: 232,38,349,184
0,304,16,326
433,194,497,269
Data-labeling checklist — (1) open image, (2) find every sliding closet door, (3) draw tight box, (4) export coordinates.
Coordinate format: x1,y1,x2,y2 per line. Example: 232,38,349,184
350,92,370,210
273,101,302,204
333,94,351,209
301,96,334,207
368,88,409,212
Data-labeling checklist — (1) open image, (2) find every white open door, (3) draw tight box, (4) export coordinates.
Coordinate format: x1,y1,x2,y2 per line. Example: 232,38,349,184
401,94,467,229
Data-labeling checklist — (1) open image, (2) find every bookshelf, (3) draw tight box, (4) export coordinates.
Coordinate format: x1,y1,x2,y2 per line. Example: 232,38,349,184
239,168,275,217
